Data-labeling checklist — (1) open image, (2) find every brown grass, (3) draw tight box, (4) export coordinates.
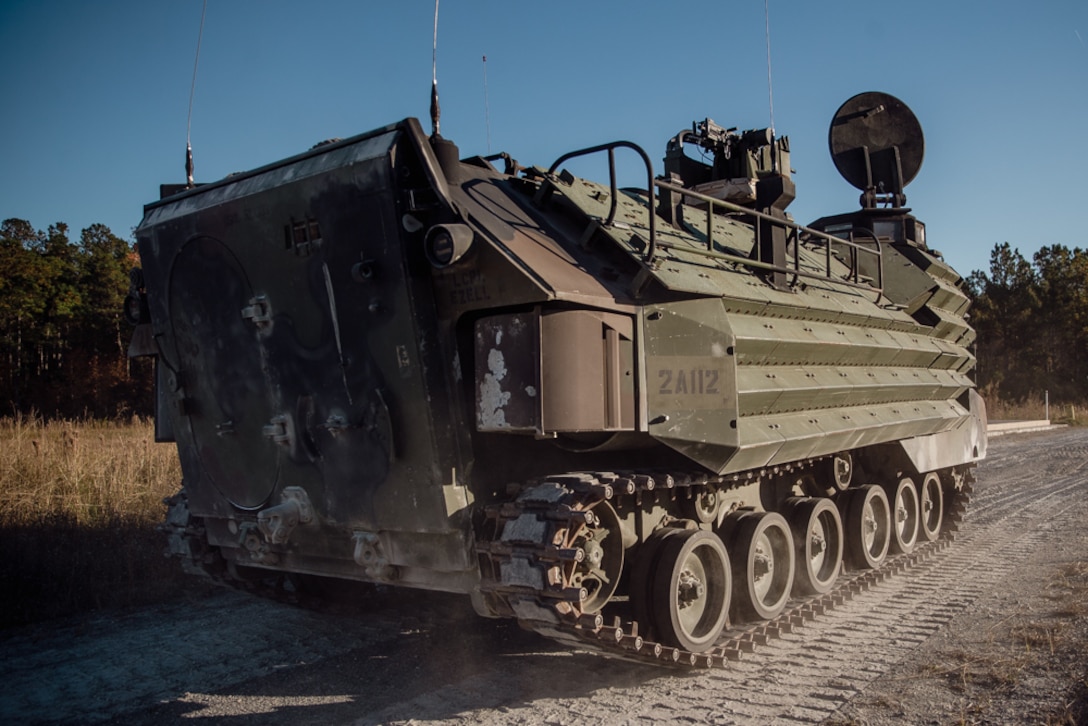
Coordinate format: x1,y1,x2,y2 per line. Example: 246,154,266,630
920,648,1030,693
0,414,189,628
982,392,1086,426
1047,562,1088,618
911,556,1088,723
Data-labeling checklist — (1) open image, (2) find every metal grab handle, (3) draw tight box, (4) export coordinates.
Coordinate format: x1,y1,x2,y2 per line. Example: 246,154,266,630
548,141,658,263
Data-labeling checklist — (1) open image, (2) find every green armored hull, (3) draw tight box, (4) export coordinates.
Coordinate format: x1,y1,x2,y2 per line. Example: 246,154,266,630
131,92,984,664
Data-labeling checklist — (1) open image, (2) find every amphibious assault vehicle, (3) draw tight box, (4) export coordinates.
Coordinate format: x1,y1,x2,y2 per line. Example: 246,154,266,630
128,91,986,665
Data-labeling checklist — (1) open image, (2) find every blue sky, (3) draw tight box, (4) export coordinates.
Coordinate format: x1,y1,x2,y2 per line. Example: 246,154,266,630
2,0,1086,278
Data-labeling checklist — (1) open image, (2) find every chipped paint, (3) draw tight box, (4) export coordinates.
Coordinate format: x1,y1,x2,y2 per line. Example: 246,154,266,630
478,348,511,428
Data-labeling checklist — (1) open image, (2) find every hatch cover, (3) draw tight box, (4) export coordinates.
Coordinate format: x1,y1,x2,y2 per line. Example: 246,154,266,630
167,236,279,509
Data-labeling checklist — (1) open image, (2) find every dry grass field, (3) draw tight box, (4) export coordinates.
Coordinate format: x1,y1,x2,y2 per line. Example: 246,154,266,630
982,391,1085,425
0,415,190,628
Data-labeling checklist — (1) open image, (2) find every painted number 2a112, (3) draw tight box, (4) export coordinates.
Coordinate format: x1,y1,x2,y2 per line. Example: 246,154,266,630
658,368,720,395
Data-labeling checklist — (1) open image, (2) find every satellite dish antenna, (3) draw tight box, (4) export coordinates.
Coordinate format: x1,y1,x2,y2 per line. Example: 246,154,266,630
828,92,924,208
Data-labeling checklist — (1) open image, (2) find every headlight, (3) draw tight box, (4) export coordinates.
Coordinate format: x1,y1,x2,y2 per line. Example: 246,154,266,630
424,223,474,268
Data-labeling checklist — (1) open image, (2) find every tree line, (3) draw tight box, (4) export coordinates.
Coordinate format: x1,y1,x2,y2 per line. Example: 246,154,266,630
1,218,152,419
1,215,1084,419
966,242,1088,405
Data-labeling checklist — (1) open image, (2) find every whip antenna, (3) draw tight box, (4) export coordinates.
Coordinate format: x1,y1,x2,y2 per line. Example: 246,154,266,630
430,0,441,137
185,0,208,188
482,55,491,153
764,0,775,138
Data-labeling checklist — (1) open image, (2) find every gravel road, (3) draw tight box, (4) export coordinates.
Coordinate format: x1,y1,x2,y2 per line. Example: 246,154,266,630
2,427,1086,725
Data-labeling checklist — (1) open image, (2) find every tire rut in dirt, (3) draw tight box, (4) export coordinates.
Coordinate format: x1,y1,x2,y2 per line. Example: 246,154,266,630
352,432,1088,725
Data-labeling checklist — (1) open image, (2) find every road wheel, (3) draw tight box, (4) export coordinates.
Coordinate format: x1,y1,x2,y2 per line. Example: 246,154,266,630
650,529,732,652
884,477,920,554
919,472,944,542
841,485,891,569
784,497,843,595
727,512,795,621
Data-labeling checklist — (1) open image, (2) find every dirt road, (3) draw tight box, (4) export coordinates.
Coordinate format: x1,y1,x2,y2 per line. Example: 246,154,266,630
2,428,1086,725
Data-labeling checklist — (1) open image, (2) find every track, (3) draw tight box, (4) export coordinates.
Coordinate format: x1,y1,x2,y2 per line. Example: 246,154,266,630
476,462,971,669
1,427,1084,724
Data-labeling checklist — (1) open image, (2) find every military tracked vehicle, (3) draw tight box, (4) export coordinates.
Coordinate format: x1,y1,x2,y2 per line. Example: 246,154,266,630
128,91,986,666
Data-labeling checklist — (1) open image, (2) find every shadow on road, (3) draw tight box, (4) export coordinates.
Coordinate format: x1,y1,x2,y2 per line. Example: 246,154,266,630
125,585,670,725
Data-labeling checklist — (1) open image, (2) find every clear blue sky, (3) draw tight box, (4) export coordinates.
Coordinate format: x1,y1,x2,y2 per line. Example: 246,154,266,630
2,0,1086,278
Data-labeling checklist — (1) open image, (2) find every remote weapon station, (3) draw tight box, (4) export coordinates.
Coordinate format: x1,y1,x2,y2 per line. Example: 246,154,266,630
128,90,985,666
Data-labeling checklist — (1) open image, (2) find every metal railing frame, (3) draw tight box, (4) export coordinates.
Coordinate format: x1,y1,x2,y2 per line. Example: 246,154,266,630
546,141,883,296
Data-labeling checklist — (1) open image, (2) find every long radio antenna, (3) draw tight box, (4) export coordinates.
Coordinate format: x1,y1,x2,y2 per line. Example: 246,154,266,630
764,0,775,137
185,0,208,187
430,0,441,137
482,55,492,154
